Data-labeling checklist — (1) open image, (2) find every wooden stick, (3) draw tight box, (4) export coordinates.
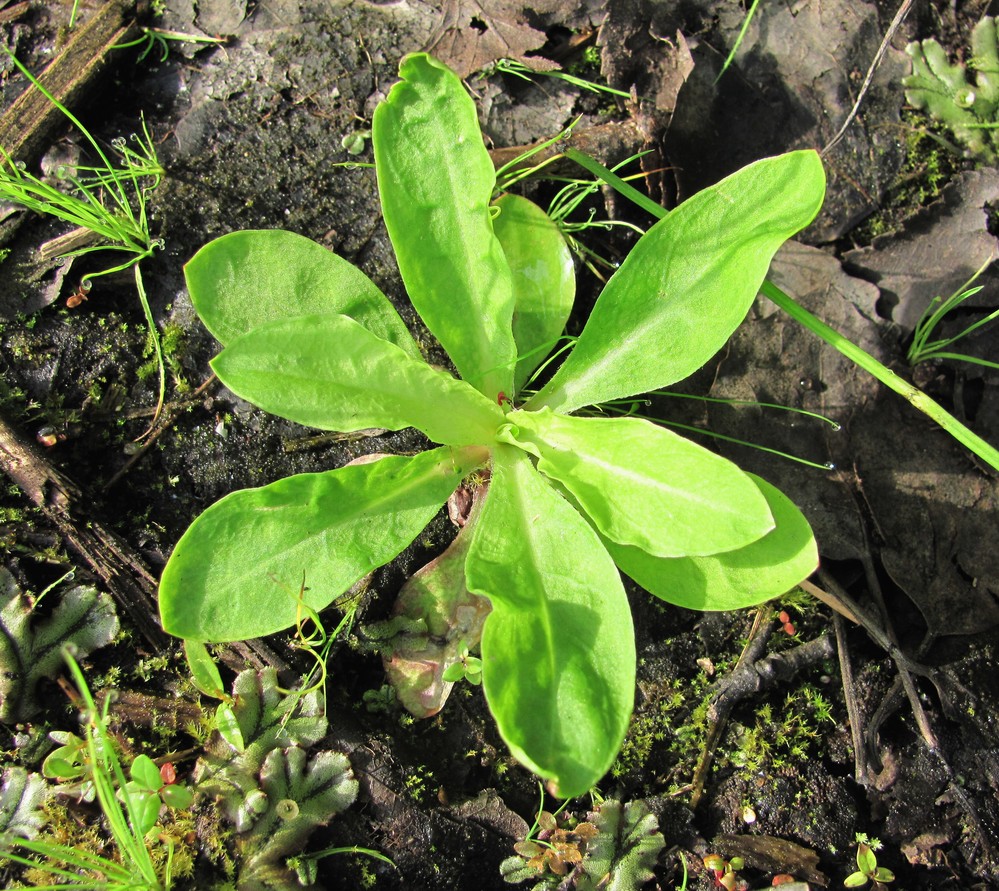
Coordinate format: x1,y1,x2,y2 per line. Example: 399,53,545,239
0,408,167,649
0,0,139,162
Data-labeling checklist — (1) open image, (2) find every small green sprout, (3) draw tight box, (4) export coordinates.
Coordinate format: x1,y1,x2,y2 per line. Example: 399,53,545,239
703,852,748,891
486,57,633,99
0,51,168,430
116,27,229,63
844,834,895,888
441,641,483,686
2,648,186,890
907,257,999,370
341,129,372,155
123,756,195,836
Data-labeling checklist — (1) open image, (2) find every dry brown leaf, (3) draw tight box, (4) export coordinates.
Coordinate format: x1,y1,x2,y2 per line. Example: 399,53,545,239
423,0,568,78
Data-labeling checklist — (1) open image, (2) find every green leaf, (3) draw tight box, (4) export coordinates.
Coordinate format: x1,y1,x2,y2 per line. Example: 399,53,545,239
605,474,818,610
856,844,878,875
212,313,504,446
184,229,421,358
41,756,79,780
580,799,665,891
129,790,161,837
215,702,245,753
844,872,869,888
184,639,225,698
159,447,482,641
508,409,773,557
529,151,826,413
196,668,328,813
237,748,358,887
130,755,162,793
466,446,635,798
492,193,575,394
373,52,518,399
161,784,194,810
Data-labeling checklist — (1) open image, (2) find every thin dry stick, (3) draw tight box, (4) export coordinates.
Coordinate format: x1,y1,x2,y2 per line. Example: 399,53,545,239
687,613,836,809
103,372,217,490
852,529,944,757
822,0,916,155
831,611,868,785
0,409,167,649
688,610,770,809
814,573,996,858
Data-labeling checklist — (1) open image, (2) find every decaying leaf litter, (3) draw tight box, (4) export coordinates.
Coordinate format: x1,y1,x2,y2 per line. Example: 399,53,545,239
1,0,998,889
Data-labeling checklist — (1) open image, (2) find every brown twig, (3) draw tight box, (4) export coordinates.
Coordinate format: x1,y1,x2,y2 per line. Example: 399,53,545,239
0,0,140,162
102,372,218,490
832,610,868,785
812,571,996,859
688,612,836,809
0,408,168,649
821,0,916,156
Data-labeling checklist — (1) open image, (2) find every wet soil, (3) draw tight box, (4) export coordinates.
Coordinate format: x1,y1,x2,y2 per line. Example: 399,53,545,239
2,1,999,889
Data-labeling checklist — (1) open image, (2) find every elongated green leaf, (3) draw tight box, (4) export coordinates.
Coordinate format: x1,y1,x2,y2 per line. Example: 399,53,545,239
373,53,517,399
605,475,818,610
466,446,635,798
184,229,421,358
184,639,225,698
529,151,826,412
492,194,575,394
507,409,773,557
160,447,484,641
212,313,504,446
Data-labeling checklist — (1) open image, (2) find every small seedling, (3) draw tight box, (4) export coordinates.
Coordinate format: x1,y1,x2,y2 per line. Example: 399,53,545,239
42,730,92,785
0,51,168,429
123,755,194,836
907,258,999,370
441,641,483,686
1,648,187,890
511,810,597,878
116,27,229,63
778,608,796,636
703,853,748,891
341,129,372,155
485,57,633,100
844,834,894,888
501,790,665,889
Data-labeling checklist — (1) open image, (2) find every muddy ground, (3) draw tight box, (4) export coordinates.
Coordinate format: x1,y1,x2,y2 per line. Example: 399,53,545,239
2,0,999,889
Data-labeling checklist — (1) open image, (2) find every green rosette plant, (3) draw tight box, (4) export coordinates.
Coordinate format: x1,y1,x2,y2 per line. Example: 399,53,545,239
158,53,826,798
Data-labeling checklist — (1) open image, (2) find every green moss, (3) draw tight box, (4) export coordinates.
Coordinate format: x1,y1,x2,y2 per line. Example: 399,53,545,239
359,860,378,889
137,322,190,392
723,683,835,781
403,764,435,803
612,677,687,778
853,111,966,243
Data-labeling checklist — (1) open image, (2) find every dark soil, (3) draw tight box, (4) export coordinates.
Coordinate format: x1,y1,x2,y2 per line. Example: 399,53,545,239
2,1,998,890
